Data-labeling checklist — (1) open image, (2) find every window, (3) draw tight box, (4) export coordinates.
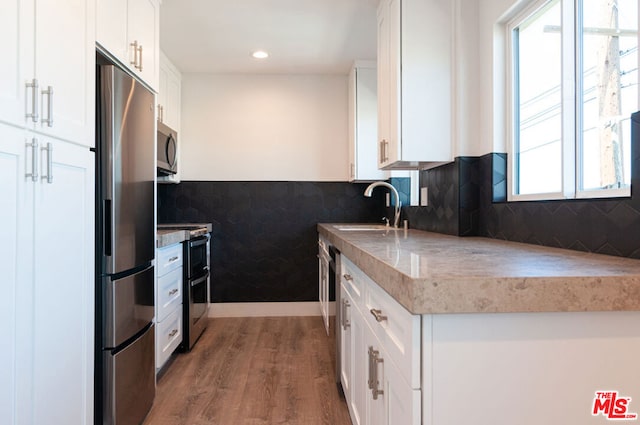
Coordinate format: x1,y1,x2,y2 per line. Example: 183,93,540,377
508,0,638,200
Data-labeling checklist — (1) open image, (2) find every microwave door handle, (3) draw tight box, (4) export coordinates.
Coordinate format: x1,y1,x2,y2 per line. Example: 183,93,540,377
167,135,176,168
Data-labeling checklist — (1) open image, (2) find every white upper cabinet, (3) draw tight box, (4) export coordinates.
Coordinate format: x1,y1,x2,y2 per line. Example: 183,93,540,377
348,62,388,182
377,0,452,170
97,0,159,91
0,0,94,147
96,0,128,60
157,51,182,131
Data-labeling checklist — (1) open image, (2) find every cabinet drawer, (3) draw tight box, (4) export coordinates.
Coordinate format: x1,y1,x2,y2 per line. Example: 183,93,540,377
364,274,420,389
341,256,365,309
157,266,182,322
156,305,182,370
157,243,182,277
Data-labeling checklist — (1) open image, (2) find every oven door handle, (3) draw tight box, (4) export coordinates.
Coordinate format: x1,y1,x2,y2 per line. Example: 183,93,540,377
190,271,210,287
189,237,208,248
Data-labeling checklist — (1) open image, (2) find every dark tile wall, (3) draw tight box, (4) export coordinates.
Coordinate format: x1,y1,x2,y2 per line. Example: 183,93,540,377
157,181,387,302
477,153,640,258
406,145,640,258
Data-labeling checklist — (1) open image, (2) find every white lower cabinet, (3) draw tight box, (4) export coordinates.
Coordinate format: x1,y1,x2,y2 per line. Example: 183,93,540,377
155,242,183,371
0,122,94,425
340,256,420,425
338,255,640,425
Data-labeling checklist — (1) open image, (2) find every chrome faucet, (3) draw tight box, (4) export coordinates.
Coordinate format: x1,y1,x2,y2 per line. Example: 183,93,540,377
364,181,402,228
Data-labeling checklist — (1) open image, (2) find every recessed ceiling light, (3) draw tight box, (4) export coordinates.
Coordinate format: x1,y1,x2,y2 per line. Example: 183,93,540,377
252,50,269,59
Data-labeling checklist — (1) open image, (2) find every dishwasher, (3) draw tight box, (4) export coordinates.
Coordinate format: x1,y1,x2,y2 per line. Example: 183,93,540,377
318,237,341,389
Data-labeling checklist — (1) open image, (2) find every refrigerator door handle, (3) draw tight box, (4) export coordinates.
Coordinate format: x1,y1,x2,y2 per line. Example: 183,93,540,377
104,199,112,256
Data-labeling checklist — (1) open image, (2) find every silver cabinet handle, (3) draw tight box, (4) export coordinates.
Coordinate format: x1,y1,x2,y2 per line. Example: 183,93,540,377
379,140,384,164
130,40,139,68
168,255,179,263
368,347,384,400
138,44,143,71
341,299,351,330
40,142,53,183
367,346,374,390
370,308,387,323
26,138,39,182
343,274,353,282
168,329,178,338
168,288,178,296
25,79,39,122
383,140,389,162
41,86,53,127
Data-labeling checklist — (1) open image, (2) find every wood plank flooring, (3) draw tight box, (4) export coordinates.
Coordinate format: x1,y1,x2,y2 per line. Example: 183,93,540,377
143,317,352,425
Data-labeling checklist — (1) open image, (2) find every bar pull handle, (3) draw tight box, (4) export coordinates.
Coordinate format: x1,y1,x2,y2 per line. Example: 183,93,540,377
168,255,179,263
343,274,353,282
104,200,112,256
341,299,351,330
138,44,143,71
367,346,374,390
25,138,39,182
130,40,139,69
26,79,39,122
370,348,384,400
370,308,387,323
41,86,53,127
379,140,384,164
40,142,53,183
168,288,178,296
168,329,178,338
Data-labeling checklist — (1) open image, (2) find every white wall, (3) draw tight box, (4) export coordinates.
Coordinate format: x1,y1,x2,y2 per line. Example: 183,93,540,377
456,0,525,156
180,74,348,181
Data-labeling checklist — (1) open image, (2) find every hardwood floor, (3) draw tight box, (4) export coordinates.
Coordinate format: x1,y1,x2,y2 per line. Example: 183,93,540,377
143,317,352,425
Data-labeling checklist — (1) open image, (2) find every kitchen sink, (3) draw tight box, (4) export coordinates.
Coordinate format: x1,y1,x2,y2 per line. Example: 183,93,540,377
333,224,391,231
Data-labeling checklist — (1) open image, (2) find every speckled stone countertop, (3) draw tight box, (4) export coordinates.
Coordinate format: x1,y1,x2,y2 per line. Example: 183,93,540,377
157,229,188,248
318,223,640,314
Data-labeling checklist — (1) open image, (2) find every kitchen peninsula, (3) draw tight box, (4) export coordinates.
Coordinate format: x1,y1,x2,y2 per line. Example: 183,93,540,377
320,223,640,425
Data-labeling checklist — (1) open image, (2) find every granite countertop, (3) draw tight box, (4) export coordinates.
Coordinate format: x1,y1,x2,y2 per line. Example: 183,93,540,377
156,223,213,248
157,229,188,248
318,223,640,315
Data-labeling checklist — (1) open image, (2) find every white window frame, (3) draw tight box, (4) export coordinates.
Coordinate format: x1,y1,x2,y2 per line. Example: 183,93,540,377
506,0,634,202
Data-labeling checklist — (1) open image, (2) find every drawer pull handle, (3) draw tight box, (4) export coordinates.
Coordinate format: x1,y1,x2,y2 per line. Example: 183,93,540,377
168,288,178,296
343,274,353,282
168,256,179,263
370,308,387,323
168,329,178,338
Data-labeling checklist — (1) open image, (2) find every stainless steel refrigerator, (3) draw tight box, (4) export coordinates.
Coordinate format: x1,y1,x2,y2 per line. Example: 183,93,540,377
96,56,156,425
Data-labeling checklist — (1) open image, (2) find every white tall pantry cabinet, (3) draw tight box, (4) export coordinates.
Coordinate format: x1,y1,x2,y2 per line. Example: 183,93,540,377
0,0,95,424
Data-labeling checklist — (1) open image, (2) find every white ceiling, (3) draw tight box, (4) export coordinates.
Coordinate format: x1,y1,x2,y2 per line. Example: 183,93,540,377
159,0,378,75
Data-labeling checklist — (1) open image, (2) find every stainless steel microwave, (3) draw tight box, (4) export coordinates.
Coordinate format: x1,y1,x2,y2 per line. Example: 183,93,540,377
157,121,177,175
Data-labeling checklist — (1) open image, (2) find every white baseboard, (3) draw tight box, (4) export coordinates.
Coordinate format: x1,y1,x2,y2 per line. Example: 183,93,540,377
208,301,336,318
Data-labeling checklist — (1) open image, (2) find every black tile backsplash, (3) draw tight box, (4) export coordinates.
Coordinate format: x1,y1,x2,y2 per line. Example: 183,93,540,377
407,149,640,258
158,181,387,303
